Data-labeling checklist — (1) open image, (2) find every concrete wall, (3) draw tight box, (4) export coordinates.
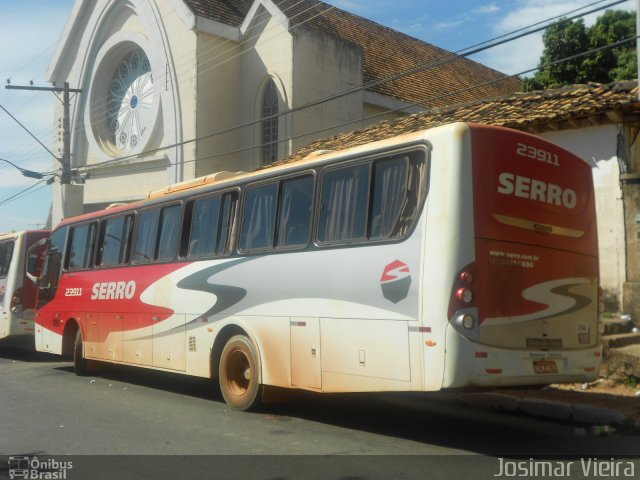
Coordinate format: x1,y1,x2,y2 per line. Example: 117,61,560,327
621,125,640,324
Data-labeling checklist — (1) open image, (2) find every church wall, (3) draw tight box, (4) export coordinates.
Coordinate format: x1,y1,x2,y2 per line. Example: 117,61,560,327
195,33,243,176
291,27,363,157
238,8,294,172
50,0,197,215
363,103,406,124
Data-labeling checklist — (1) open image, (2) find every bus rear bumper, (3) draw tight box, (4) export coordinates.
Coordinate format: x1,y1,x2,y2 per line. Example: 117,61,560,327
441,325,601,389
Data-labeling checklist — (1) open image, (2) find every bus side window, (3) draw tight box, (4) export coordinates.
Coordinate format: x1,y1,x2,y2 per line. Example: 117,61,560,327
240,183,278,252
318,164,370,243
66,223,97,271
133,209,160,264
157,205,182,261
133,205,181,264
186,192,236,258
369,156,409,239
0,240,14,278
276,175,313,248
317,150,426,245
217,192,235,255
97,214,134,267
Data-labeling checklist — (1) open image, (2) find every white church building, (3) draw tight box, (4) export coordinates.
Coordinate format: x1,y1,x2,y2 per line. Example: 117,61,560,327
47,0,520,222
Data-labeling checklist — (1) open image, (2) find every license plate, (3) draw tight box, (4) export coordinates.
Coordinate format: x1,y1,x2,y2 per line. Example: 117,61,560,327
533,359,558,374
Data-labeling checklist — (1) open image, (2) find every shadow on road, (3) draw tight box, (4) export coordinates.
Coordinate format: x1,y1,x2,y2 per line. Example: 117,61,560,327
0,343,61,363
53,362,217,401
44,360,640,457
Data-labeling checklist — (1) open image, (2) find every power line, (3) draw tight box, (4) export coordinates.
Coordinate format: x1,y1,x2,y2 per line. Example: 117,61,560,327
68,0,628,142
0,0,634,207
86,34,640,180
0,179,48,208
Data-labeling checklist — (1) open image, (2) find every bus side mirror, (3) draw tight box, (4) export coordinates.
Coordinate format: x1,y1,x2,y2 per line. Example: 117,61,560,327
25,238,49,284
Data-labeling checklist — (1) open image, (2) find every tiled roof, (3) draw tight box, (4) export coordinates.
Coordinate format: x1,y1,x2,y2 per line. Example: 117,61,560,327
276,81,640,165
183,0,521,108
183,0,254,26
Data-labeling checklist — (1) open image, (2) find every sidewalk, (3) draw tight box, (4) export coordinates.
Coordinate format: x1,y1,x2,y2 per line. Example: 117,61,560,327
449,324,640,433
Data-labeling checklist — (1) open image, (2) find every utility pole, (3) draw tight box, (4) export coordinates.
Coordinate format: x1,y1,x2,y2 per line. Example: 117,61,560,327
5,82,81,184
5,81,83,225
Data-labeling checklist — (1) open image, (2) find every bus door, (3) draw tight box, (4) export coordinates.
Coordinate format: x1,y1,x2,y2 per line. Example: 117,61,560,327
33,227,68,352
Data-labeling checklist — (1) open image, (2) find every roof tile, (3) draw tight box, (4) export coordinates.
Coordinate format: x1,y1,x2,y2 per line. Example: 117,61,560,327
275,81,640,165
183,0,521,108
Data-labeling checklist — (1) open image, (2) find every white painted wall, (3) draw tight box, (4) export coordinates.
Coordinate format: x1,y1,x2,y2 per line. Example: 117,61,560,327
49,0,190,214
542,124,625,307
239,5,294,172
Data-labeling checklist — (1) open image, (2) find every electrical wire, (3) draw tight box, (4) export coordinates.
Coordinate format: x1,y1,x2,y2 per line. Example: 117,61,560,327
81,0,630,172
85,34,640,180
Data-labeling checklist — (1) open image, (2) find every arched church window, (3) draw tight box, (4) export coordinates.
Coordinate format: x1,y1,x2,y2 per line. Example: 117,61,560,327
261,79,279,166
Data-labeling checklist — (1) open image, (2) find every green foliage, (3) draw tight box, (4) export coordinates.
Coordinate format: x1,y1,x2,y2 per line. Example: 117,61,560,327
523,9,637,91
622,375,639,388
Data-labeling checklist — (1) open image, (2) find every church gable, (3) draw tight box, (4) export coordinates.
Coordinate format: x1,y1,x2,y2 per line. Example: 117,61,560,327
185,0,521,109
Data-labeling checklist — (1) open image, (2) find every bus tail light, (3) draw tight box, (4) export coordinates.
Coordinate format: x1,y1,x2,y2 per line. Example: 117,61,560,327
449,263,477,316
456,288,473,304
449,263,480,340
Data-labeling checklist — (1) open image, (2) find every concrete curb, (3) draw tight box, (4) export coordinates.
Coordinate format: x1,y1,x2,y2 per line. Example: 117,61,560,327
456,392,639,431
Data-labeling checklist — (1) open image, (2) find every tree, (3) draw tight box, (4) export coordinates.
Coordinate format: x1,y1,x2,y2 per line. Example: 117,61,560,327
523,10,637,91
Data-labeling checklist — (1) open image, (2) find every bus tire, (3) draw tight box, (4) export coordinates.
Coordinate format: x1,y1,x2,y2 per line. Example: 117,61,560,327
219,335,262,411
73,329,89,376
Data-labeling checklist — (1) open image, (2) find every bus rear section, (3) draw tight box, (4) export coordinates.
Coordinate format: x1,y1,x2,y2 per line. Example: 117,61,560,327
443,124,600,388
0,230,49,343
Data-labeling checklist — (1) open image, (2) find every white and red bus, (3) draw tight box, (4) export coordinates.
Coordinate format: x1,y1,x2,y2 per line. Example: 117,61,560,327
31,123,600,410
0,230,49,345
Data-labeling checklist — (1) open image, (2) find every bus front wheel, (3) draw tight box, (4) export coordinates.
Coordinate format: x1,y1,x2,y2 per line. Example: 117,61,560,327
73,329,89,376
219,335,262,411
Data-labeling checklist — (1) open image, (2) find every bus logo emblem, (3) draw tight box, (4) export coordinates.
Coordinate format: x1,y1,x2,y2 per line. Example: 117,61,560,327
380,260,411,303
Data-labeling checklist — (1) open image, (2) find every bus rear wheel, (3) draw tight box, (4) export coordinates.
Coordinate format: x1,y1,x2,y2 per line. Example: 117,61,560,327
73,329,89,376
219,335,261,411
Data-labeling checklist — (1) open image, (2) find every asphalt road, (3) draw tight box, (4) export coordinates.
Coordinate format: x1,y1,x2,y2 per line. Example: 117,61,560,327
1,344,639,480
